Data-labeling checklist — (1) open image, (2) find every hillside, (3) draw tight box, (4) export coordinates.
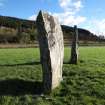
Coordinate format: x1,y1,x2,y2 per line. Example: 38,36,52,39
0,15,104,45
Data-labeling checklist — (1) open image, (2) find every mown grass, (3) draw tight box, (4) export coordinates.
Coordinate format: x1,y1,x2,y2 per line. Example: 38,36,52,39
0,47,105,105
0,48,40,65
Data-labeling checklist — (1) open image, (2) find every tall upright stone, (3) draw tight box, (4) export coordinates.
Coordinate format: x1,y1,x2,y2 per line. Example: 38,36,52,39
36,11,64,93
70,25,78,64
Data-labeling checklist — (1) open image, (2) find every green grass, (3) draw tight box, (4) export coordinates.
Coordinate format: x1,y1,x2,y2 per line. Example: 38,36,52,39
0,47,105,105
0,48,40,65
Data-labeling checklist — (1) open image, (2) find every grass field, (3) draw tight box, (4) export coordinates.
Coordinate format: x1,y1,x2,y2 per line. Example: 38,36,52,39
0,47,105,105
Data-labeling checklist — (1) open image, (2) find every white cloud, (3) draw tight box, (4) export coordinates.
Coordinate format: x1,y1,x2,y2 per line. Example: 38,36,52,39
53,12,86,26
82,19,105,36
53,0,86,26
28,0,86,26
59,0,83,13
29,14,36,20
59,0,72,11
90,19,105,35
65,15,86,25
73,0,83,12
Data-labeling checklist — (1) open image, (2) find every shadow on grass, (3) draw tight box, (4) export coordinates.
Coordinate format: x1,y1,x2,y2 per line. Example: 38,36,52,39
0,61,74,66
0,61,41,67
63,61,70,64
63,60,85,64
0,79,43,96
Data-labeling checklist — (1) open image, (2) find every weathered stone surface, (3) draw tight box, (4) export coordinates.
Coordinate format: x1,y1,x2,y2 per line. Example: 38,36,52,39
70,25,78,64
36,11,64,93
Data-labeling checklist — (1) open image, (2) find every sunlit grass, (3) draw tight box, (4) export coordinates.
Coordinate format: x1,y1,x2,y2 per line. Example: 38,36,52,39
0,47,105,105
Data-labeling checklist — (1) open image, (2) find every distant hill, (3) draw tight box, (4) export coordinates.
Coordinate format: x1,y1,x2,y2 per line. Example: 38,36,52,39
0,15,104,45
62,25,100,40
0,15,35,29
0,15,36,44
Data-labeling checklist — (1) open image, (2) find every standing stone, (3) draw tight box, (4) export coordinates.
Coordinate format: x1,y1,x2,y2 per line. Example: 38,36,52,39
70,25,78,64
36,11,64,93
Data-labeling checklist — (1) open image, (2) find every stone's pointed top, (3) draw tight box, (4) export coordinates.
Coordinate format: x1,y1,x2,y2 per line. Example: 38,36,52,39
38,10,43,16
36,10,43,23
36,10,48,23
39,10,42,13
37,10,48,17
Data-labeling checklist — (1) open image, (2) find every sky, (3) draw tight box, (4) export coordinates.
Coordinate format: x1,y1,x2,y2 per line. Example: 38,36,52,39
0,0,105,35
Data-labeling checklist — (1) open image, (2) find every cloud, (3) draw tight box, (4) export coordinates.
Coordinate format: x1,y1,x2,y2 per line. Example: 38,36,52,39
59,0,83,12
59,0,72,11
53,12,86,26
29,14,36,20
73,0,83,12
28,0,86,26
89,19,105,35
53,0,86,26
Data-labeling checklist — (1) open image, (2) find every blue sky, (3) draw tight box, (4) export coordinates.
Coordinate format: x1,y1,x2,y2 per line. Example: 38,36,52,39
0,0,105,35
